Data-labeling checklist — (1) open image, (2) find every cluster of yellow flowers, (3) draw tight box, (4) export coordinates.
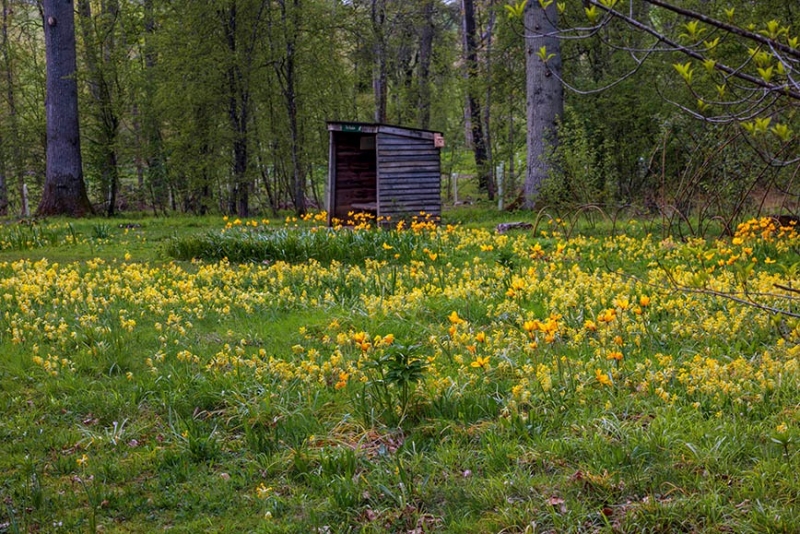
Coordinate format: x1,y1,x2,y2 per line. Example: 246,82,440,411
734,216,798,243
3,214,799,420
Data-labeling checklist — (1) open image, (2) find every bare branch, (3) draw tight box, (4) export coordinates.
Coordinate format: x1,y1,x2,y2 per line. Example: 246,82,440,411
644,0,800,61
587,0,800,101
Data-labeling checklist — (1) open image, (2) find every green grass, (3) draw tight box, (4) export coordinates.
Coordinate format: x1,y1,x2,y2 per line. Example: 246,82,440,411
0,210,798,532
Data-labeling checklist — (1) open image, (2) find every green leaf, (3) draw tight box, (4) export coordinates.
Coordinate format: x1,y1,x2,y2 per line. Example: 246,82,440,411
504,0,528,20
539,0,553,8
743,117,772,136
585,5,599,24
703,37,720,53
760,20,788,40
757,66,774,83
679,20,704,41
702,59,716,73
537,45,556,62
673,61,694,84
724,7,735,22
770,123,793,142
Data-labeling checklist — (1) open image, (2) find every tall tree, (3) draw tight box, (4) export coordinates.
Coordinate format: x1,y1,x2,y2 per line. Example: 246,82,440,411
0,119,6,216
39,0,93,216
461,0,493,199
140,0,167,213
78,0,121,216
416,0,435,129
523,0,562,208
277,0,306,215
2,0,24,215
370,0,387,123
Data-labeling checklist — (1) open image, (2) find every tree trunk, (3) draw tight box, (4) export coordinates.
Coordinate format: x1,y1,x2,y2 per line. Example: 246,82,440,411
461,0,493,199
78,0,121,217
224,1,250,217
39,0,93,217
0,132,7,216
280,0,305,215
371,0,387,123
143,0,167,214
523,0,563,208
0,1,7,214
417,0,434,129
2,0,24,216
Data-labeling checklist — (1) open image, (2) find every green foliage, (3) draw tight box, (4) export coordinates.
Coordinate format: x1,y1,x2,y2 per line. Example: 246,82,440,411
1,214,800,531
164,224,445,265
539,107,618,209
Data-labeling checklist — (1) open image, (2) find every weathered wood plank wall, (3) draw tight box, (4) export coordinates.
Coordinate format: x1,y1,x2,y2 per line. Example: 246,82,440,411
377,133,440,219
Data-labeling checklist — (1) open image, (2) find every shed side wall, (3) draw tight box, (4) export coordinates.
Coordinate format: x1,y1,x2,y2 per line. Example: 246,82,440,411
376,133,441,218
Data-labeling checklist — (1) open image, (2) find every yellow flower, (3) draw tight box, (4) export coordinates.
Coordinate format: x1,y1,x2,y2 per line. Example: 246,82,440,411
256,483,272,498
595,369,612,386
448,311,466,325
382,333,395,345
607,351,623,361
776,422,788,434
523,320,540,332
639,295,651,307
382,242,394,250
584,320,597,332
475,332,487,343
471,356,490,370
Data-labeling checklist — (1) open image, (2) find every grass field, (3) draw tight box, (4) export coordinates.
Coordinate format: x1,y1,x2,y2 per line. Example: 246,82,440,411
0,211,798,533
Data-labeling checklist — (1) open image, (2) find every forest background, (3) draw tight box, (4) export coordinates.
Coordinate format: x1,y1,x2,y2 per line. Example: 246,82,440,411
0,0,798,224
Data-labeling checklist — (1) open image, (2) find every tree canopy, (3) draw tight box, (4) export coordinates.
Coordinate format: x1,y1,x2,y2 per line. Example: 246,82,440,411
0,0,796,219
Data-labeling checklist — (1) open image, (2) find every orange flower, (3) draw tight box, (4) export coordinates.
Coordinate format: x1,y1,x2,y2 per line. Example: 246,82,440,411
595,369,612,386
334,372,349,389
598,308,617,323
448,311,466,325
607,351,623,361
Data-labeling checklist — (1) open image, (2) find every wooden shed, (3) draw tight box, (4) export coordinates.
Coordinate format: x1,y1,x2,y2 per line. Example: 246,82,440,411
326,122,444,226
